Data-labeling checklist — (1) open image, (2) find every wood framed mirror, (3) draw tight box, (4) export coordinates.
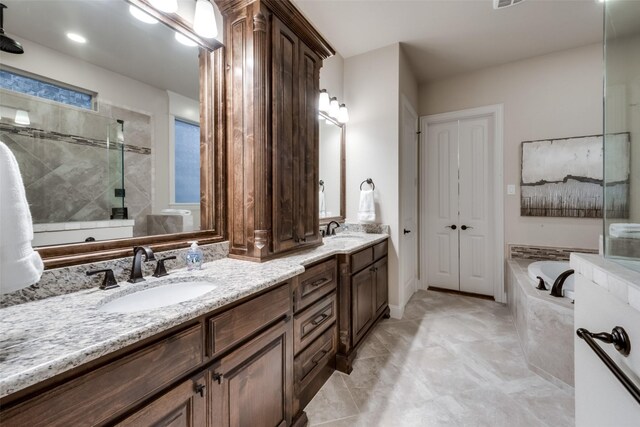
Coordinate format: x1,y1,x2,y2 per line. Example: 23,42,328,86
0,0,225,269
318,112,345,224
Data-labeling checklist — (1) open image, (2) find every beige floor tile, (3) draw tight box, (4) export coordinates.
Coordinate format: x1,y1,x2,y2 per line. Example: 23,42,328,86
305,290,574,427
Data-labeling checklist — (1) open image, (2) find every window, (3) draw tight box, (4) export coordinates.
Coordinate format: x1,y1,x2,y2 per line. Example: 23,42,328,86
0,68,95,110
174,118,201,204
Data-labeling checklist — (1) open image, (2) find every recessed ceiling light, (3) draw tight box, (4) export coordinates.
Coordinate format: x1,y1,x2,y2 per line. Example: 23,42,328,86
129,5,158,24
66,33,87,44
175,32,198,47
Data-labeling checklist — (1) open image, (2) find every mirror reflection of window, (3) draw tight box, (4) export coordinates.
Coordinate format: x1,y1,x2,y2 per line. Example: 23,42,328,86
174,119,200,204
0,0,201,245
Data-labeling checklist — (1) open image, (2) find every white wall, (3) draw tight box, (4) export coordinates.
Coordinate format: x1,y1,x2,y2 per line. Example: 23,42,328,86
344,43,402,309
320,53,344,101
419,43,604,252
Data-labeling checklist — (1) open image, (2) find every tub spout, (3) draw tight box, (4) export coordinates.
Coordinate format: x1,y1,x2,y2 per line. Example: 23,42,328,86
550,269,574,297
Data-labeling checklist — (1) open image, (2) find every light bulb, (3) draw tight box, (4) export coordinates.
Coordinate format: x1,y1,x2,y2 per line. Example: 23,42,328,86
337,104,349,123
14,110,30,125
319,90,330,112
175,32,198,47
329,97,340,118
129,5,158,24
194,0,218,39
150,0,178,13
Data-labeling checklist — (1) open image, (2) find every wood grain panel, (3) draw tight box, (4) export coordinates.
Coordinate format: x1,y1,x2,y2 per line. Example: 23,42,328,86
294,258,337,312
293,293,336,355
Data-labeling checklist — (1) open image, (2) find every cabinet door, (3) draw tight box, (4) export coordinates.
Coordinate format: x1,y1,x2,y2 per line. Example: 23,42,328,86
209,319,292,427
296,41,321,244
352,268,375,346
374,257,389,315
272,16,300,253
116,374,207,427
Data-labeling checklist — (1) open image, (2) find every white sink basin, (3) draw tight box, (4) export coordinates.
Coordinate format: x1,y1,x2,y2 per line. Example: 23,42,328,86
328,234,365,240
99,281,217,313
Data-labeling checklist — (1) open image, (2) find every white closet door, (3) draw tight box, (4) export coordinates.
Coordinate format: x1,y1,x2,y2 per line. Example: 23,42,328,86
427,121,459,290
458,117,494,295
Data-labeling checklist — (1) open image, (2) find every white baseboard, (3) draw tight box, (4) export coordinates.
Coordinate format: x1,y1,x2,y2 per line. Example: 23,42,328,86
389,304,404,319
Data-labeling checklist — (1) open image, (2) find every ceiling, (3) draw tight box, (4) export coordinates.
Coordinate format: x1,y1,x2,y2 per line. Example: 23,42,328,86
293,0,605,83
3,0,200,99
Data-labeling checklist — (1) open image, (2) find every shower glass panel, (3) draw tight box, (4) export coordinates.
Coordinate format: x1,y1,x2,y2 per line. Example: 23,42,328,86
603,0,640,267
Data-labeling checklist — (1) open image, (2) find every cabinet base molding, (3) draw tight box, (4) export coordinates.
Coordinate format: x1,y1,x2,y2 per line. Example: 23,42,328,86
228,241,323,263
335,305,389,375
292,411,309,427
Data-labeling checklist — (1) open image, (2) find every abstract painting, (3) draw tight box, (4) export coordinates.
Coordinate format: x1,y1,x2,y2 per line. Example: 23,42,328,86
520,133,630,218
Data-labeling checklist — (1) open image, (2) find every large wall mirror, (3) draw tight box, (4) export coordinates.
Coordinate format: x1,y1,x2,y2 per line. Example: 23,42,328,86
0,0,224,268
318,112,345,223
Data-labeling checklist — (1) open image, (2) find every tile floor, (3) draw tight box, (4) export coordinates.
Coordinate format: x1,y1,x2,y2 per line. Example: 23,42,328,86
305,290,575,426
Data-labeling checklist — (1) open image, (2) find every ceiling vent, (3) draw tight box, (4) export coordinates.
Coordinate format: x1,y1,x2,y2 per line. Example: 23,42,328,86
493,0,526,9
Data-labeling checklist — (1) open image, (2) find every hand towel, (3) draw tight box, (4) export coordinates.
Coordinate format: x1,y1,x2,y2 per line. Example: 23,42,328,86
319,190,326,218
0,141,44,294
357,190,376,222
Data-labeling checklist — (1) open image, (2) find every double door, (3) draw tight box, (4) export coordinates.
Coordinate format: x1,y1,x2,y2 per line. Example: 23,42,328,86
426,116,495,296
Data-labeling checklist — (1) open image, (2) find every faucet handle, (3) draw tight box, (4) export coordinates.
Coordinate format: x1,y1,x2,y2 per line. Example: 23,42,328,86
87,269,119,290
153,256,177,278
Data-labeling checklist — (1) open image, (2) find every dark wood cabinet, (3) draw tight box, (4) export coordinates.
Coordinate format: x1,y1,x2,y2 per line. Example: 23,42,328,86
116,374,207,427
337,239,390,374
209,318,293,427
217,0,333,261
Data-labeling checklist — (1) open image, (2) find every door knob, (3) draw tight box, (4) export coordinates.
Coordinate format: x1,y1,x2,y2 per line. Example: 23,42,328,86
461,225,473,230
446,225,457,230
403,229,411,234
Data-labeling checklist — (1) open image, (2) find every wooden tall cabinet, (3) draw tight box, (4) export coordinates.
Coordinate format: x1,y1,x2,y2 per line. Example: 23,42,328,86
216,0,334,261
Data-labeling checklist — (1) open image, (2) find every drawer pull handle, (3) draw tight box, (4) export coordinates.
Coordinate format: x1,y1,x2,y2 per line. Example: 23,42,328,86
309,277,330,288
311,313,329,326
195,383,206,397
311,349,329,365
213,372,224,384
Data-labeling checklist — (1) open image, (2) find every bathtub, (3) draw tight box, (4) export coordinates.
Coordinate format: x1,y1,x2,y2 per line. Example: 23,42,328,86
528,261,575,300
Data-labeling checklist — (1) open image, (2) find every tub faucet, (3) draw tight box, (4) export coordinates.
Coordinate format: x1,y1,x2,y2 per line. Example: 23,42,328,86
129,246,156,283
550,269,574,297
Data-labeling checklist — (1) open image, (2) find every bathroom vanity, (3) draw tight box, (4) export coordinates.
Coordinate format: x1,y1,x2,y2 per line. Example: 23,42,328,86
0,234,389,426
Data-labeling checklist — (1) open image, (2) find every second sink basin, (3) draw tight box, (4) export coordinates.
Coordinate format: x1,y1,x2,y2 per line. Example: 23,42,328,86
99,281,217,313
327,234,365,240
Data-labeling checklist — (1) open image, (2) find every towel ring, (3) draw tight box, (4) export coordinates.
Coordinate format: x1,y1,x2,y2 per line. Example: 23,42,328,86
319,180,324,192
360,178,375,191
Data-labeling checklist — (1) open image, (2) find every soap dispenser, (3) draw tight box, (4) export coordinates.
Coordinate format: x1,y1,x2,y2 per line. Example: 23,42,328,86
185,241,203,270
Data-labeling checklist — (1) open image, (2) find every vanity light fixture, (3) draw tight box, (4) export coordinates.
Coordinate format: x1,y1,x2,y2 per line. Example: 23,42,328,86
175,32,198,47
337,104,349,124
66,32,87,44
194,0,217,39
129,5,158,24
319,89,330,112
14,109,30,125
150,0,178,13
329,97,340,118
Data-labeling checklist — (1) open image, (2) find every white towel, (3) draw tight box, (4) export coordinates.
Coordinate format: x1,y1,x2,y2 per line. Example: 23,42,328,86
358,190,376,222
0,141,44,294
319,191,326,218
610,223,640,239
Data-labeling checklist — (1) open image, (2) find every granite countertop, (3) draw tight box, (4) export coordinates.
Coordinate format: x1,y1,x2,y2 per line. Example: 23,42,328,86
0,232,388,399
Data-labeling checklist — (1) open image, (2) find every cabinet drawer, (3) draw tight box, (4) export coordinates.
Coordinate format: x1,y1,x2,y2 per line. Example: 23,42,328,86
207,283,290,357
294,326,336,389
1,325,203,427
294,258,337,312
294,293,337,355
373,240,388,260
351,246,373,273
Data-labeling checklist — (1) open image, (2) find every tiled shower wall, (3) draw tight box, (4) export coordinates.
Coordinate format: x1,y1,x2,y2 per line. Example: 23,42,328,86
0,90,152,236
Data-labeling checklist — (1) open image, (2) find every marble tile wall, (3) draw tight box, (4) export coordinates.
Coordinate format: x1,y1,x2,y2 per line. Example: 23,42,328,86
509,244,597,261
0,90,152,237
0,241,229,308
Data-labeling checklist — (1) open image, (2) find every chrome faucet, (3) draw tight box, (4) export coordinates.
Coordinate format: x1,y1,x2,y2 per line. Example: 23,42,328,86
550,269,574,297
325,221,340,236
129,246,156,283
